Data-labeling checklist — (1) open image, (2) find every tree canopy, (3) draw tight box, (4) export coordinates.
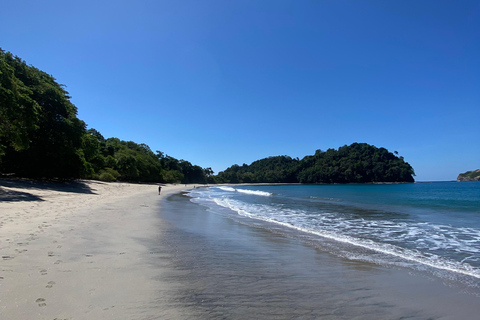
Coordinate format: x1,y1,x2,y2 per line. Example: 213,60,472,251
457,169,480,181
215,143,415,184
0,49,86,178
1,49,415,185
216,156,300,184
0,48,210,183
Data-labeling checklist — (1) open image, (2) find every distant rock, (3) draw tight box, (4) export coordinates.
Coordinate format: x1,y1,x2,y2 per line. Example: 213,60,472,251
457,169,480,181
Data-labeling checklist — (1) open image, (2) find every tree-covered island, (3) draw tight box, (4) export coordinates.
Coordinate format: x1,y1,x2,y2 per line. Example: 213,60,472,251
1,49,415,184
457,169,480,181
215,143,415,184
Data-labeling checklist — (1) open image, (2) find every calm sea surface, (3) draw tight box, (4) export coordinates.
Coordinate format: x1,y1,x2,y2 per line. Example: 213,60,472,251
187,182,480,285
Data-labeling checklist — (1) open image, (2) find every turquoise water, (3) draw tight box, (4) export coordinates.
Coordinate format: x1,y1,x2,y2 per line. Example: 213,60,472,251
187,182,480,284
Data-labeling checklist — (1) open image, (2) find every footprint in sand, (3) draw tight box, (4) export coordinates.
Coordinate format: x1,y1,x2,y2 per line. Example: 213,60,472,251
54,260,62,265
48,251,55,257
40,269,48,275
57,245,62,249
46,281,55,288
27,234,38,241
36,298,46,307
2,255,14,260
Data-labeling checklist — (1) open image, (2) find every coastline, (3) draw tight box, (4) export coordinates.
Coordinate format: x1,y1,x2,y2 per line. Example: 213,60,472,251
2,180,480,319
0,179,192,319
157,190,480,319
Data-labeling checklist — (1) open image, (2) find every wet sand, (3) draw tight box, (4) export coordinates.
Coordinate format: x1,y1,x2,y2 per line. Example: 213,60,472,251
156,192,480,320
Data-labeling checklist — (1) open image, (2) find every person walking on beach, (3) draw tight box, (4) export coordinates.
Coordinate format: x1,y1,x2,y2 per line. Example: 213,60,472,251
158,186,162,195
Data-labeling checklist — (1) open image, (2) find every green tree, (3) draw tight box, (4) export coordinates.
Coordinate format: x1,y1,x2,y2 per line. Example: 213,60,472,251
0,49,87,178
217,143,415,184
0,50,40,158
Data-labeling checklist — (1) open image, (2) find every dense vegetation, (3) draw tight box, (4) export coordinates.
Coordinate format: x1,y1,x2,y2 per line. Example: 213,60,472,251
457,169,480,181
1,49,415,185
215,143,415,183
0,49,211,183
216,156,300,184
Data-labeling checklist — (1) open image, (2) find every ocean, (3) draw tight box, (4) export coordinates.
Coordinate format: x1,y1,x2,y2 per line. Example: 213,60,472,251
156,181,480,319
187,182,480,288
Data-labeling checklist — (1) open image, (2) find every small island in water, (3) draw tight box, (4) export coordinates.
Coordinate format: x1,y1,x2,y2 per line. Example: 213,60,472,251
216,143,415,184
457,169,480,181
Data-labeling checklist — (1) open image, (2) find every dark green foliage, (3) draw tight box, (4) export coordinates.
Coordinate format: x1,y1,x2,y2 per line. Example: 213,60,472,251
98,168,119,182
457,169,480,181
0,50,414,184
163,170,184,183
0,49,86,179
155,151,212,184
217,143,415,184
0,49,210,183
106,139,162,182
0,50,40,155
297,143,415,183
216,156,300,183
178,160,208,184
66,130,210,184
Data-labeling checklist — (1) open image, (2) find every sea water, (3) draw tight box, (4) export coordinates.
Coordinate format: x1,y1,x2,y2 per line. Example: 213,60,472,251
187,182,480,287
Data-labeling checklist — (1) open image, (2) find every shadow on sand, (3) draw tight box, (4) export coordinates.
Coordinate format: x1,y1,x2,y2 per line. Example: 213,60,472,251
0,188,44,202
0,178,97,202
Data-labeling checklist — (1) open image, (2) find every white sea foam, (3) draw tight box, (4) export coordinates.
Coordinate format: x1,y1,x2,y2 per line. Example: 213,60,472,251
206,195,480,279
236,189,272,197
187,186,480,280
217,186,237,192
215,186,272,197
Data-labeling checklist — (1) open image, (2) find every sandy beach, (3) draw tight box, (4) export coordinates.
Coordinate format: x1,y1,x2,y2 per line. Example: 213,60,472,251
0,179,192,319
3,180,480,320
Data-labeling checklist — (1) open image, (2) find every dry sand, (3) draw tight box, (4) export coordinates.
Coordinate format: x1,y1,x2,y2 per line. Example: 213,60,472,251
0,179,191,319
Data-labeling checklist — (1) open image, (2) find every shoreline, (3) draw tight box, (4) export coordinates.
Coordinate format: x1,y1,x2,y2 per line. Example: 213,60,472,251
2,180,480,319
0,179,192,319
158,191,480,319
159,190,480,319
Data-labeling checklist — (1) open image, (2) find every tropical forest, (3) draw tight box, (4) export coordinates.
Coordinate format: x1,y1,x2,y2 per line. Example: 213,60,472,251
0,49,415,184
0,49,211,183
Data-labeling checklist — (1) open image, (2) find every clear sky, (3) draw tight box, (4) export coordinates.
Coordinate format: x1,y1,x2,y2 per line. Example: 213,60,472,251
1,0,479,181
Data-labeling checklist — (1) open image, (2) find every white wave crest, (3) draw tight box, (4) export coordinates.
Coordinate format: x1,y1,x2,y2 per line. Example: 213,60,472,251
217,186,237,192
236,189,272,197
215,186,272,197
210,197,480,280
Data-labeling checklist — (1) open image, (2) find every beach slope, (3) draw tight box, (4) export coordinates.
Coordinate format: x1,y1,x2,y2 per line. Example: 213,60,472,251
0,179,189,319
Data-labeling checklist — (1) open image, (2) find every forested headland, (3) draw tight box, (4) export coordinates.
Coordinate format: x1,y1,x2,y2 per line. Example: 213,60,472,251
1,49,415,184
0,49,212,183
215,143,415,183
457,169,480,181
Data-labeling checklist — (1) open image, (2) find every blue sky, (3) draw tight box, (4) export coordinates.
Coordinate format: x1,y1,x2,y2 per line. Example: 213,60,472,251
1,0,479,181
